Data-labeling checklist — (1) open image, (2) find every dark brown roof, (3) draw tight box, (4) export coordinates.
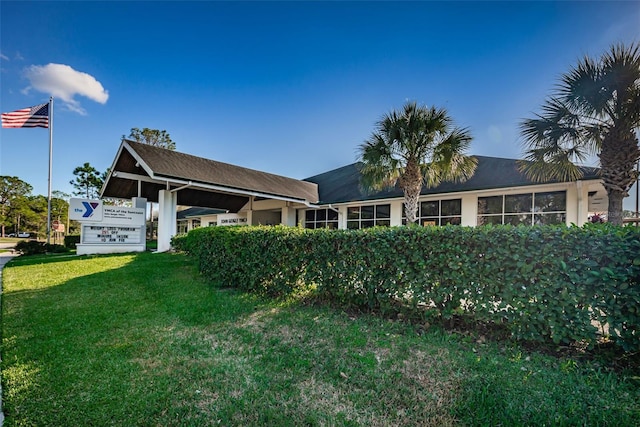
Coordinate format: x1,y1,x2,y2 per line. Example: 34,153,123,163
304,156,602,204
101,140,319,211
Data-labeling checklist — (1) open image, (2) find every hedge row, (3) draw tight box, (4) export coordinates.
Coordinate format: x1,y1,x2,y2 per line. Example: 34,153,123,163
14,240,69,255
64,234,81,249
173,224,640,351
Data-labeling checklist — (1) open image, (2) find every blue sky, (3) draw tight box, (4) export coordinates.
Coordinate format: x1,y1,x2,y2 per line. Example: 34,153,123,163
1,1,639,209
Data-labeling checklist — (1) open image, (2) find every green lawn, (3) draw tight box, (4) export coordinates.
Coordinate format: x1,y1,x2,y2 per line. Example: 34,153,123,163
1,252,638,426
0,238,22,244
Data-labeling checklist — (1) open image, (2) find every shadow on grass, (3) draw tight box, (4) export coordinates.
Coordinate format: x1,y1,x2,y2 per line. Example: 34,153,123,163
6,252,80,267
1,251,273,424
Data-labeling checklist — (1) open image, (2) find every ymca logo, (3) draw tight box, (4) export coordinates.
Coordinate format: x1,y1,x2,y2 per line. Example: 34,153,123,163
69,198,103,222
81,201,100,218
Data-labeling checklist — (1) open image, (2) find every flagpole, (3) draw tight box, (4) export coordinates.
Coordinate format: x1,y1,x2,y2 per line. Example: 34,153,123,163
47,97,53,245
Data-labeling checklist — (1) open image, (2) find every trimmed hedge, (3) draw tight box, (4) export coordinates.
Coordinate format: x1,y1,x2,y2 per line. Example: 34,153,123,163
64,235,81,249
173,224,640,351
15,240,69,256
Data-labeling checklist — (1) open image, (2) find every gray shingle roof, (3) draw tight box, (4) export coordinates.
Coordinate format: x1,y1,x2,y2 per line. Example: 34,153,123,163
127,141,319,202
102,140,319,210
304,156,601,204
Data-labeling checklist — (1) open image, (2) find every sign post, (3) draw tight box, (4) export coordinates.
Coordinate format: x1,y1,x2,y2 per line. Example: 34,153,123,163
69,198,146,255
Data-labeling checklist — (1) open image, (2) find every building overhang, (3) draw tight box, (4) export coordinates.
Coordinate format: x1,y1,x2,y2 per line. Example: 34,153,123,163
101,140,320,212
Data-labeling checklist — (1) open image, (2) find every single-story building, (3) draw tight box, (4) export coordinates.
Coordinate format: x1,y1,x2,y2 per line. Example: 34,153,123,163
101,140,607,251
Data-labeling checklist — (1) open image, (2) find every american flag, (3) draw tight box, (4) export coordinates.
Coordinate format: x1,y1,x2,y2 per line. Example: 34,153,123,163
1,103,50,128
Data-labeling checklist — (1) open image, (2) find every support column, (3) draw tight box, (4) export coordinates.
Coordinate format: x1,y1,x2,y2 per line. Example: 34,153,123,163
575,181,589,226
390,200,404,227
281,204,297,226
132,197,147,245
157,190,176,252
460,194,477,226
246,196,254,225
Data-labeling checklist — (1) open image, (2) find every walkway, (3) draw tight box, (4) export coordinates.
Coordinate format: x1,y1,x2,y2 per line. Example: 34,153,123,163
0,244,18,427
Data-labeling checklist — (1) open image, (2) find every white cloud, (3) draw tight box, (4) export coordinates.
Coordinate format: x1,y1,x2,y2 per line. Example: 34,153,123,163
22,63,109,115
0,53,9,61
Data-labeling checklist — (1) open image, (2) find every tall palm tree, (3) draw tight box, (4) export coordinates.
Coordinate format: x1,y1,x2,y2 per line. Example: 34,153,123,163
358,101,477,224
520,43,640,226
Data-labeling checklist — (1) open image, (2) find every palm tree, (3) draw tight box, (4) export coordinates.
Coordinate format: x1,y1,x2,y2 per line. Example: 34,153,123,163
520,43,640,226
358,101,477,224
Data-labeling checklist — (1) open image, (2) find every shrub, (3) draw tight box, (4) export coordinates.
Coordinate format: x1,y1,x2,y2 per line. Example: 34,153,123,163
15,240,70,256
173,224,640,351
64,235,81,249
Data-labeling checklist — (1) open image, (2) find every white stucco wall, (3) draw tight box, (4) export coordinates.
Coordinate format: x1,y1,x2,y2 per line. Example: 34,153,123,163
172,180,607,232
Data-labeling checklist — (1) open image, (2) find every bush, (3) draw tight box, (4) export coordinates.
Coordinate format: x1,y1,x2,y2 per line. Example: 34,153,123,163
173,224,640,351
15,240,70,256
64,235,81,249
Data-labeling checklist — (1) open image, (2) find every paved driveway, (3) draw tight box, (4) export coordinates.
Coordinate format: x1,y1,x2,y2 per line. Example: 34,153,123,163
0,243,16,426
0,243,17,268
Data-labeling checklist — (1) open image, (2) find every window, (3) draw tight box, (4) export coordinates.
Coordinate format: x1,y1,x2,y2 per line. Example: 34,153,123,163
347,204,391,229
478,191,566,226
402,199,462,226
191,219,201,229
304,208,338,229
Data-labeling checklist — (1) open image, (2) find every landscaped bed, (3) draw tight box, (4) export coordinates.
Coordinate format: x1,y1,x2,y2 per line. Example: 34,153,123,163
1,251,638,425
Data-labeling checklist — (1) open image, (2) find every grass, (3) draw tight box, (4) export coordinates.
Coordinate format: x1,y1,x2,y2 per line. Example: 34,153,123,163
0,238,23,244
1,252,639,426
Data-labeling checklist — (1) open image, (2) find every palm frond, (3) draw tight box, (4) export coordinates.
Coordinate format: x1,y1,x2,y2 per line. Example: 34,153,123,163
518,146,585,183
423,127,476,186
560,55,608,118
358,133,402,193
520,94,596,163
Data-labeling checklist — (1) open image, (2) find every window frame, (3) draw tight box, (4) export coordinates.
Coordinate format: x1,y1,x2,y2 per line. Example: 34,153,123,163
402,198,462,226
346,204,391,229
304,208,339,229
477,191,567,226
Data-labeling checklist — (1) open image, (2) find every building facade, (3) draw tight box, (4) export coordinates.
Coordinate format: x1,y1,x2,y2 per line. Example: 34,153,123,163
102,141,607,250
175,157,606,233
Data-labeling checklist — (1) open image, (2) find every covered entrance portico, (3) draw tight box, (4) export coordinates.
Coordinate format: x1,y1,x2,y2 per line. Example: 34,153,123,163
101,140,319,252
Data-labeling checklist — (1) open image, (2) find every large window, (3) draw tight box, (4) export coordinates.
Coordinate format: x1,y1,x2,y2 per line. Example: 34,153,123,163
305,208,339,229
402,199,462,226
477,191,566,226
347,204,391,229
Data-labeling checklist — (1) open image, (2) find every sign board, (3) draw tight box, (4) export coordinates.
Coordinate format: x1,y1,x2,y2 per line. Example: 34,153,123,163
82,225,143,244
588,194,607,212
217,213,248,226
100,206,146,226
69,199,147,255
69,198,103,221
52,220,65,232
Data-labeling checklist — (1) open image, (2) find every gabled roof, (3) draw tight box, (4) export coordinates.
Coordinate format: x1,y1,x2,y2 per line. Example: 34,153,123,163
101,140,319,211
304,156,601,204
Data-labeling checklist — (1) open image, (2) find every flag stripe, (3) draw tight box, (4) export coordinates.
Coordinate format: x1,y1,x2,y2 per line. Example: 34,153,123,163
1,103,49,128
